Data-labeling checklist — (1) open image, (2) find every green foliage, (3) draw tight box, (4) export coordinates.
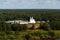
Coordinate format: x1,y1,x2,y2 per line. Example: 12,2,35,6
0,31,59,40
0,9,60,21
0,9,60,30
11,24,27,31
40,23,52,31
50,20,60,30
0,9,60,40
48,31,55,38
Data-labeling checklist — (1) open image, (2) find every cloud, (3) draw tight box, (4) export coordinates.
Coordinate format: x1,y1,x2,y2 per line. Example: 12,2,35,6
0,0,60,9
45,0,52,3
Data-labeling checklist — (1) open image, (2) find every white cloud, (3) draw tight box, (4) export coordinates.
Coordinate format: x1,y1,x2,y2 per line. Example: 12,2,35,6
46,0,52,3
0,0,60,9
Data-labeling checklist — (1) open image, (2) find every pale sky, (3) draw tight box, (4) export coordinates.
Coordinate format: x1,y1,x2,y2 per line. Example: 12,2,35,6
0,0,60,9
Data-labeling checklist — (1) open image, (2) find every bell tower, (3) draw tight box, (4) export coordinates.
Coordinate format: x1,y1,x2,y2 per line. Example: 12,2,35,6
29,17,36,23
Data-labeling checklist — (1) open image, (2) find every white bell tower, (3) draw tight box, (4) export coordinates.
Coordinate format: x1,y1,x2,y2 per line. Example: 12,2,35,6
29,17,36,23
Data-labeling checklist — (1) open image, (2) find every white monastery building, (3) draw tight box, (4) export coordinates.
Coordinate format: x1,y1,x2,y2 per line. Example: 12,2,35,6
5,17,36,24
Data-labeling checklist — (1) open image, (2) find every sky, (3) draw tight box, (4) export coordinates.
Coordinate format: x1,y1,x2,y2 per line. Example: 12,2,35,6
0,0,60,9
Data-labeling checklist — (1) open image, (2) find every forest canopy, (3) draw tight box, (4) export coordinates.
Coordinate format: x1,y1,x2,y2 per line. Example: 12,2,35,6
0,9,60,30
0,9,60,21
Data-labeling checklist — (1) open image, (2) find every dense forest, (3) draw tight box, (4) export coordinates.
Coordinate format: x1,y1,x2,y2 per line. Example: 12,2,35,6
0,9,60,21
0,9,60,40
0,9,60,30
